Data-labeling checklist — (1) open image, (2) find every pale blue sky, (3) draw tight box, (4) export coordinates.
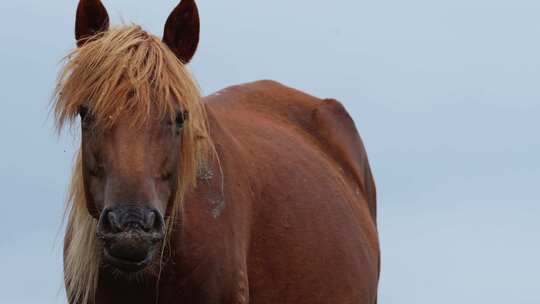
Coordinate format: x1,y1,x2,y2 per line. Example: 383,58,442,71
0,1,539,303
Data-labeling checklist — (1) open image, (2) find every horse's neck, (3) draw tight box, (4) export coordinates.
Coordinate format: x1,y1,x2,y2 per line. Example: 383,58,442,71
165,106,252,301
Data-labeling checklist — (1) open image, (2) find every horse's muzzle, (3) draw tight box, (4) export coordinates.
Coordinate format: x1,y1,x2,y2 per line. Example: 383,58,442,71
96,205,165,272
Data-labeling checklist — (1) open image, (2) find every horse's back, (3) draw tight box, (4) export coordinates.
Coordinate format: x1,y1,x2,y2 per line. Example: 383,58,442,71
204,80,379,304
205,80,376,217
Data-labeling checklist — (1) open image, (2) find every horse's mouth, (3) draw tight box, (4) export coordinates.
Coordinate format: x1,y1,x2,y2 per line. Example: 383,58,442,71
103,247,156,272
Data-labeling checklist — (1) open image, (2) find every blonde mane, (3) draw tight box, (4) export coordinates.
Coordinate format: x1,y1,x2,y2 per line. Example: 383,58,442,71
53,26,212,304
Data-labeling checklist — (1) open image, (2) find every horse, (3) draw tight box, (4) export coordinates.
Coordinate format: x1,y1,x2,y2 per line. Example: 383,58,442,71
53,1,380,303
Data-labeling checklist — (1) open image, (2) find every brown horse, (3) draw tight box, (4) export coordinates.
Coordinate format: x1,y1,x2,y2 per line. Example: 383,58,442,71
54,1,380,303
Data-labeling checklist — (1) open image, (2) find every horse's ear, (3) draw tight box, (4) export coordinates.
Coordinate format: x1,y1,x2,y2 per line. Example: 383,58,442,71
75,0,110,47
163,0,200,64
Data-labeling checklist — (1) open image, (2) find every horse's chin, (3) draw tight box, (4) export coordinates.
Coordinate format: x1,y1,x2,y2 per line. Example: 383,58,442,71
103,247,157,273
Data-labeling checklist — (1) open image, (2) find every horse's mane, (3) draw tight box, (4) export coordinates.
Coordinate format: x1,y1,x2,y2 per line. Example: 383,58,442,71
53,25,211,304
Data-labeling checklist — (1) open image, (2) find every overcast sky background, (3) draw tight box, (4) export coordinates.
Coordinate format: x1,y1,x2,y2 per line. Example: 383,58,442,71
1,0,539,303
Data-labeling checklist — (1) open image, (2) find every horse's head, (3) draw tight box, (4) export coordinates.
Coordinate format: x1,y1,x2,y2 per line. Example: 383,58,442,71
82,108,185,272
56,0,208,273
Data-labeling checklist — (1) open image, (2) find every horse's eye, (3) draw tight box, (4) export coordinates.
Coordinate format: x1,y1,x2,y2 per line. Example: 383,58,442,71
89,165,105,179
175,110,189,129
160,171,172,181
78,106,94,130
78,106,89,119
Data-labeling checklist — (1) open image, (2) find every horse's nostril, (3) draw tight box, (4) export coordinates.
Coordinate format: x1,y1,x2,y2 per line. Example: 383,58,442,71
107,210,122,233
97,207,123,237
151,209,165,236
146,210,165,243
144,211,156,232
